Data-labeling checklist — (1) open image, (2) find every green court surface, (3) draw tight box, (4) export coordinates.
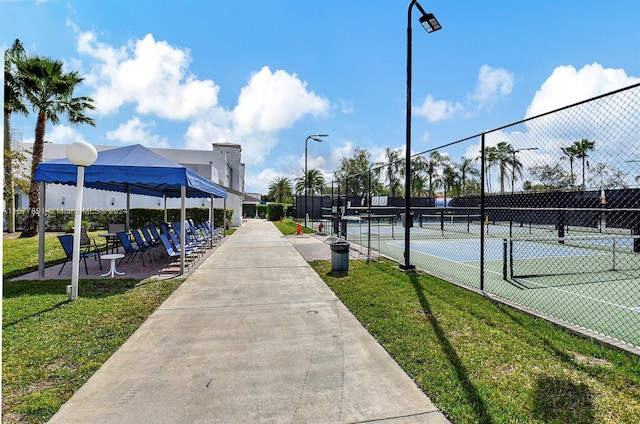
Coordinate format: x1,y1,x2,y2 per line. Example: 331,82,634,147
346,222,640,348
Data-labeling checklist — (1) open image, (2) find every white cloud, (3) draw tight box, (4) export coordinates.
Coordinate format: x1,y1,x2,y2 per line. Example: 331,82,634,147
186,67,331,166
78,31,220,120
525,62,639,118
71,28,332,178
414,65,513,122
245,168,282,194
232,66,330,135
106,117,169,148
46,125,88,144
339,99,354,114
414,95,463,122
471,65,514,107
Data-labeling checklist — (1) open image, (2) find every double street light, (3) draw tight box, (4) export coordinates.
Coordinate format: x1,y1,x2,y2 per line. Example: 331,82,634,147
402,0,442,271
305,133,329,229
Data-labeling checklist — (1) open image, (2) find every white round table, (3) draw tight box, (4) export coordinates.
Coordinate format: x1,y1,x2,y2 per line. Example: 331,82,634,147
100,253,125,278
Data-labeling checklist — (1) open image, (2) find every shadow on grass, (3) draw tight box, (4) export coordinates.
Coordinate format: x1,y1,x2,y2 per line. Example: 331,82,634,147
533,376,595,423
408,272,494,424
327,270,349,278
2,259,66,281
3,278,139,299
3,300,70,328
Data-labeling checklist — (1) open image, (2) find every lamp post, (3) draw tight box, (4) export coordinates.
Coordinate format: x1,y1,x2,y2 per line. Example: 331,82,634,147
511,147,538,194
66,141,98,300
402,0,441,271
305,133,328,229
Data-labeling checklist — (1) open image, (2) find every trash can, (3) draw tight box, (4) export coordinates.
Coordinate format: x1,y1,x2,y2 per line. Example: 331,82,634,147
400,212,414,228
330,239,350,272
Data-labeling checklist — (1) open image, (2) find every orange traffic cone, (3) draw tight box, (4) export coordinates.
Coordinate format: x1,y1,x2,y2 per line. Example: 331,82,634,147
296,222,301,235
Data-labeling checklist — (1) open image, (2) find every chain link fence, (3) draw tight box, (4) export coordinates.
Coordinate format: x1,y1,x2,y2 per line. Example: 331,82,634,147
327,82,640,351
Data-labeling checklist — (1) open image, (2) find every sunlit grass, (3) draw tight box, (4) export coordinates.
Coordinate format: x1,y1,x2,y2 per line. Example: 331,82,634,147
273,217,316,235
312,258,640,424
2,277,182,423
3,232,67,279
2,232,183,423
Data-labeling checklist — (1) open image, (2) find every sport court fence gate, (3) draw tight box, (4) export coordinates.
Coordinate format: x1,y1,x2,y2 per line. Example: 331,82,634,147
328,83,640,351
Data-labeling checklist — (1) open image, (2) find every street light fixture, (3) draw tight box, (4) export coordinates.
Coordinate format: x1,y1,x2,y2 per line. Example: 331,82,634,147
305,133,328,229
402,0,441,271
511,147,538,195
66,140,98,300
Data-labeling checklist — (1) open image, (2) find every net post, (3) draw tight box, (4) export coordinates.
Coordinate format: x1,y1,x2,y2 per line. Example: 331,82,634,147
502,239,508,280
509,239,514,279
557,209,565,244
612,238,617,271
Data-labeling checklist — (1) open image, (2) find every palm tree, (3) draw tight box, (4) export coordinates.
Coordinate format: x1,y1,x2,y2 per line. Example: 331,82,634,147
294,168,325,196
478,146,497,193
456,157,479,196
19,56,96,237
572,138,596,191
425,151,447,198
412,173,428,197
442,165,459,201
4,39,28,233
268,177,293,203
380,147,402,198
561,144,578,187
495,141,514,194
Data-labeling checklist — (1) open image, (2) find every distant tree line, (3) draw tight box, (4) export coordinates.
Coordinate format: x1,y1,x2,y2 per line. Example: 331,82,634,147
267,137,634,201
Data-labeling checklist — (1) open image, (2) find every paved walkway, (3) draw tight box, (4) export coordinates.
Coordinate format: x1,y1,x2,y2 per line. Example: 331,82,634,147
48,219,449,424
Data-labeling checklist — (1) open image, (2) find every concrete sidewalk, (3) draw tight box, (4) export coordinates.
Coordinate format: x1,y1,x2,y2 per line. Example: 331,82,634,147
48,220,449,423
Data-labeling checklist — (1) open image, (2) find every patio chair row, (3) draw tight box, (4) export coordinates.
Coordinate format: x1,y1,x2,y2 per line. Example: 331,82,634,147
115,220,221,270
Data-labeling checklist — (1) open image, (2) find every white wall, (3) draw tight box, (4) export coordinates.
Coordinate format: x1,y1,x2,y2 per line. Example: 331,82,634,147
14,142,246,227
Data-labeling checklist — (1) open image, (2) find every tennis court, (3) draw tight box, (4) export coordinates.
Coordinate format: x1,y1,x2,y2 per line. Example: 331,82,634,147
345,218,640,347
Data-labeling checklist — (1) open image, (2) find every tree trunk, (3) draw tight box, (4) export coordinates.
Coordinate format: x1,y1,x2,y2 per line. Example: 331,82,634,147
3,107,16,233
20,111,47,237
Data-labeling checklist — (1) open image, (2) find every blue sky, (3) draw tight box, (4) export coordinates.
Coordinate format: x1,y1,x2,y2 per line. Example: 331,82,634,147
3,0,640,194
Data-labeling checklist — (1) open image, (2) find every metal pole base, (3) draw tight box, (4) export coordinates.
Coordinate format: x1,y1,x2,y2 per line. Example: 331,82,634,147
399,263,416,272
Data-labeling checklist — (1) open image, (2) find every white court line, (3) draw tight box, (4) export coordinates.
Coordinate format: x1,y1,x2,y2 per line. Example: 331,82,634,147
386,240,638,313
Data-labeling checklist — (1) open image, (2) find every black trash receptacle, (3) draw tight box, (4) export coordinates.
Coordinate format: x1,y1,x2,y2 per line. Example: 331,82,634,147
330,240,350,272
400,212,414,228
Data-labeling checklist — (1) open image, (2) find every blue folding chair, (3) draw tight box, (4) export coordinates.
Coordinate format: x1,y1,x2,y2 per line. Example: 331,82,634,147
57,234,102,274
117,231,148,266
131,229,156,262
159,233,194,272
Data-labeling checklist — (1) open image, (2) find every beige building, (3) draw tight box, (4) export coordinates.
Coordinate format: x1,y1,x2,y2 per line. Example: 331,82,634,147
12,141,245,227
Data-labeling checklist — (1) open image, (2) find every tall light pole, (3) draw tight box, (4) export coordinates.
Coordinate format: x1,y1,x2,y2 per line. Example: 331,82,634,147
511,147,538,194
305,133,328,228
402,0,441,271
66,141,98,300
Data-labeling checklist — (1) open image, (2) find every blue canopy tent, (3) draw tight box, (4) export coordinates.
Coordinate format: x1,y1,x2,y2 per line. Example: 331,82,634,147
35,144,227,276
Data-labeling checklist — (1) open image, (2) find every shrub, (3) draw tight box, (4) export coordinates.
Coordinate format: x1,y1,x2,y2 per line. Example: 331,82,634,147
64,220,90,233
266,203,286,221
256,204,267,219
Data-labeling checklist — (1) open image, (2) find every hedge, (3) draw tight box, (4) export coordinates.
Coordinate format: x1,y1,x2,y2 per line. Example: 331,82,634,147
11,207,233,232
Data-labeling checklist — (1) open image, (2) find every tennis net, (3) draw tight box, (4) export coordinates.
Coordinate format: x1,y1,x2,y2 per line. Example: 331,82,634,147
508,234,640,280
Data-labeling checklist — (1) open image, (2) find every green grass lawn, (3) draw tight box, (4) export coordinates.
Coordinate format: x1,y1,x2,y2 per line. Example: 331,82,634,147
2,232,182,423
3,232,67,279
5,228,639,423
311,258,640,424
272,217,316,236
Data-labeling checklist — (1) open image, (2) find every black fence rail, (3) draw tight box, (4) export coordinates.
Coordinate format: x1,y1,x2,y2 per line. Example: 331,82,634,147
321,82,640,351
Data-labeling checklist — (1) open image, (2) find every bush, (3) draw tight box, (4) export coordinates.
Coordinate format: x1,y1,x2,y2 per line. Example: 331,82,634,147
266,203,286,221
64,220,90,233
256,204,267,219
12,207,233,231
